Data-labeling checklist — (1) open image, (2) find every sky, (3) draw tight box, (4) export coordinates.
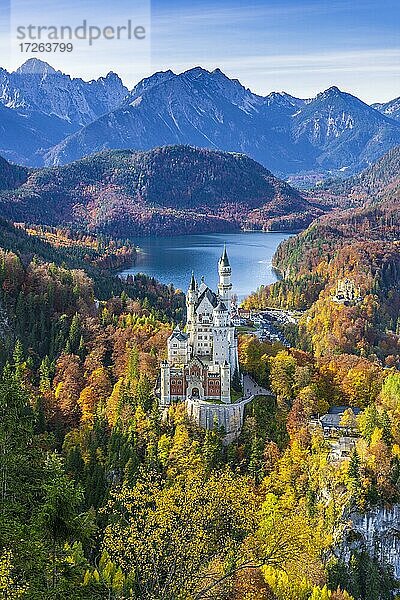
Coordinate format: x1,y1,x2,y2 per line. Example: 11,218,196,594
0,0,399,102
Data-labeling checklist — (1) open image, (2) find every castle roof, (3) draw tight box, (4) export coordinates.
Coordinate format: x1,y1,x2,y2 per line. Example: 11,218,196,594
170,327,189,342
189,356,206,368
196,286,218,310
319,406,361,429
328,406,362,415
214,301,228,312
219,244,230,267
198,279,207,294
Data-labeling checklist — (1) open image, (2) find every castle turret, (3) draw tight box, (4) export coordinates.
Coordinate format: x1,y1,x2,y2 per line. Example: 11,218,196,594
168,326,189,365
213,300,228,327
218,245,232,311
186,271,198,330
160,361,171,407
188,271,197,295
212,300,230,365
220,361,231,403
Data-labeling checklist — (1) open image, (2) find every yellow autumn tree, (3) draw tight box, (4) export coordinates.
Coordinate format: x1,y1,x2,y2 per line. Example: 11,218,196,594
102,468,320,600
106,378,124,427
0,550,26,599
78,386,98,424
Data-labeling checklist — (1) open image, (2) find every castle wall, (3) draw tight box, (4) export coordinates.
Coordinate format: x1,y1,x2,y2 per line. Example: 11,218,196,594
186,396,253,444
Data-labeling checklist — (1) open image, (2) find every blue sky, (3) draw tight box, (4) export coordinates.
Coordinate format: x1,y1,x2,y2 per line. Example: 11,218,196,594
1,0,399,101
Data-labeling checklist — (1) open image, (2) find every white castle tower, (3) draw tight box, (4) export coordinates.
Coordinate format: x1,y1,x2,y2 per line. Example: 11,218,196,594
159,246,247,441
186,272,198,328
218,244,233,312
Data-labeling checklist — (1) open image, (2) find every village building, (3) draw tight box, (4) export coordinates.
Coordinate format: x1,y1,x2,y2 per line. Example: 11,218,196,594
332,278,362,306
309,406,362,461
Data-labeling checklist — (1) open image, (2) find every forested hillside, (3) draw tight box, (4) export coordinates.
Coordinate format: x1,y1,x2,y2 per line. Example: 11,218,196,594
0,146,320,235
316,145,400,205
1,223,400,599
244,148,400,364
0,155,29,190
1,144,400,599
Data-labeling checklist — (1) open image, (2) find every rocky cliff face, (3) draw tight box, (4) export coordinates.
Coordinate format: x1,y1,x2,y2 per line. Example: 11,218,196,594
343,506,400,578
6,59,128,127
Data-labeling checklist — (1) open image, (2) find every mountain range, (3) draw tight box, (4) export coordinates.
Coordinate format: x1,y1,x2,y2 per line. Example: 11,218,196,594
0,145,319,236
1,59,400,180
372,97,400,121
0,59,127,165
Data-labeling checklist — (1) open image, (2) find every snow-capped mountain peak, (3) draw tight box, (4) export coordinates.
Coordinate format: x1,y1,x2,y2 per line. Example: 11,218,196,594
182,66,210,79
15,58,57,77
373,96,400,121
315,85,345,101
0,61,399,179
1,61,129,129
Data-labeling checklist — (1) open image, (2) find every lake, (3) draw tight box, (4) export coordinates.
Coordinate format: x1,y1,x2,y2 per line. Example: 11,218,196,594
119,232,292,300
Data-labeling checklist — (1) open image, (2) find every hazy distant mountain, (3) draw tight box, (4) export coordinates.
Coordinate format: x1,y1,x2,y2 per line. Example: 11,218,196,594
372,97,400,121
290,86,400,171
0,99,74,166
1,60,399,179
0,146,319,235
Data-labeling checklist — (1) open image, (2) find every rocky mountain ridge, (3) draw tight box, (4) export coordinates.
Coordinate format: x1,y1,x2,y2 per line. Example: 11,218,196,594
1,59,399,180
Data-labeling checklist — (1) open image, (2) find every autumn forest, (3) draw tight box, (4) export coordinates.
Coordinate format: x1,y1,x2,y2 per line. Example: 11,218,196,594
0,142,400,600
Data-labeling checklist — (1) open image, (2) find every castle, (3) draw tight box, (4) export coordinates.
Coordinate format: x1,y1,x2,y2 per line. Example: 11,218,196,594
332,278,362,306
159,247,249,440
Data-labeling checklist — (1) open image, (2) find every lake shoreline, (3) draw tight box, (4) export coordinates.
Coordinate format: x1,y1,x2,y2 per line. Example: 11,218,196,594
119,231,292,301
129,228,303,242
